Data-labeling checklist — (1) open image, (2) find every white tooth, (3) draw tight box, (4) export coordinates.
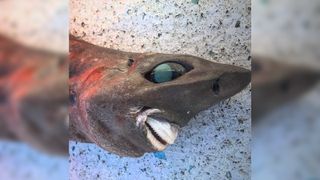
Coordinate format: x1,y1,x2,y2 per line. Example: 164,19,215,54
135,108,162,127
146,117,178,144
146,128,167,151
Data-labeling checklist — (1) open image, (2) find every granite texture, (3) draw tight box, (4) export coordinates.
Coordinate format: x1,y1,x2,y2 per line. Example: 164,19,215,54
0,0,68,53
69,0,251,179
70,0,251,68
0,141,68,180
252,0,320,69
252,84,320,180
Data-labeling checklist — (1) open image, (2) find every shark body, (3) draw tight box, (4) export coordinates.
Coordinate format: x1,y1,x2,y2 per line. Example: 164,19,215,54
0,34,68,155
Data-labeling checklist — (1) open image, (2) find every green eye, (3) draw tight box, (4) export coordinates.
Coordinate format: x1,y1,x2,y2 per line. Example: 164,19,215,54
146,62,187,83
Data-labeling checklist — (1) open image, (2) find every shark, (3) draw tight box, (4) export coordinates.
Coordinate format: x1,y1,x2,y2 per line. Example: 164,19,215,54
0,34,68,155
69,36,251,157
3,34,318,157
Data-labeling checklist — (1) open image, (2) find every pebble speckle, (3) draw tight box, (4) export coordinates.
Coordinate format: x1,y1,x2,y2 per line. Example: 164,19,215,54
70,0,251,68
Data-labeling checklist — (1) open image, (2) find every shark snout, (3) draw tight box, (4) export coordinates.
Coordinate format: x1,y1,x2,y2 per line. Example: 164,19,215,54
184,62,251,118
186,59,251,100
210,64,251,99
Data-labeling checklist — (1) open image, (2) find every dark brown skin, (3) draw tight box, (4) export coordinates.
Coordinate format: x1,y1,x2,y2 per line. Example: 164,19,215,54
70,36,251,157
0,34,68,155
252,56,320,123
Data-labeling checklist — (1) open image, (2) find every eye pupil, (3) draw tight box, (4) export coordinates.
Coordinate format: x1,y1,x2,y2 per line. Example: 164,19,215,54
146,62,187,83
152,64,173,83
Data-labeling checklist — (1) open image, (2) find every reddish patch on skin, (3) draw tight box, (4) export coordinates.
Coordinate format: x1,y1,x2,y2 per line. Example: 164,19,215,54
71,67,105,134
4,67,37,134
69,52,77,60
72,66,107,137
9,67,36,100
81,67,105,86
11,67,35,83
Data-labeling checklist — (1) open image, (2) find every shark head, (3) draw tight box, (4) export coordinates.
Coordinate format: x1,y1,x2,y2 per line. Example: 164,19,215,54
69,37,251,157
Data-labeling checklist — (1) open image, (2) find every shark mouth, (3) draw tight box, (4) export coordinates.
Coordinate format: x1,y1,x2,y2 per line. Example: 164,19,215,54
134,107,179,151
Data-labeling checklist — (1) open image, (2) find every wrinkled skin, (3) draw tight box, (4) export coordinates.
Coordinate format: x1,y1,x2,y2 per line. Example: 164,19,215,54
252,56,320,122
70,36,251,157
0,34,68,155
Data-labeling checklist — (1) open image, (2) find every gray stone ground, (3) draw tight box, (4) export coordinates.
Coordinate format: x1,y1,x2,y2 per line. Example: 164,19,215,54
0,0,68,53
69,0,251,179
0,141,67,180
252,84,320,180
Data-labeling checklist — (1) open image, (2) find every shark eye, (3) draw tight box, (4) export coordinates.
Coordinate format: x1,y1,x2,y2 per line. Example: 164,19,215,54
146,62,187,83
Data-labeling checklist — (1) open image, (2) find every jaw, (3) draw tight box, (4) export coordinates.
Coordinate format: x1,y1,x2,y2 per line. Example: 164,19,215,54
134,107,180,151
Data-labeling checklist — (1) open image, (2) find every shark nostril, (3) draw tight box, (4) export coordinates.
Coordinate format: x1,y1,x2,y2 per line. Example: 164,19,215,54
212,79,220,95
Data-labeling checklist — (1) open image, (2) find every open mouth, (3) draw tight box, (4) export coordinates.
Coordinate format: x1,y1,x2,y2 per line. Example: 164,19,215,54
133,107,179,151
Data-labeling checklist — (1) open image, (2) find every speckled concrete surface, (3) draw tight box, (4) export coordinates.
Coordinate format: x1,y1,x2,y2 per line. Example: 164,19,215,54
252,0,320,69
69,0,251,179
70,0,251,68
0,141,68,180
252,84,320,180
0,0,68,53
